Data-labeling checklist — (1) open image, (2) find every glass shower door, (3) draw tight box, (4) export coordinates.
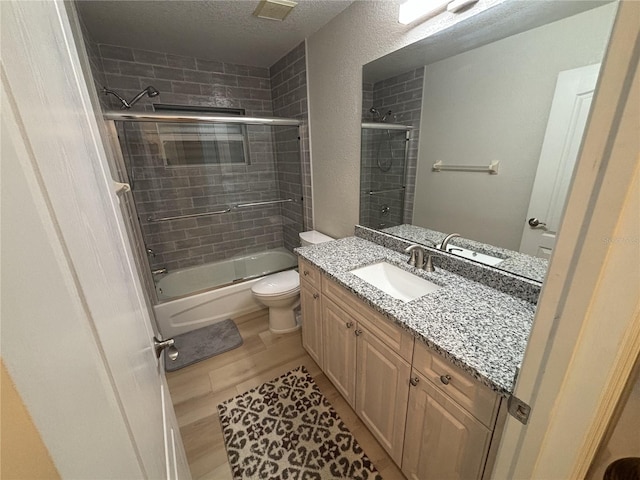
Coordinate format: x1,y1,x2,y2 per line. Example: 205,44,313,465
112,116,304,301
360,126,410,229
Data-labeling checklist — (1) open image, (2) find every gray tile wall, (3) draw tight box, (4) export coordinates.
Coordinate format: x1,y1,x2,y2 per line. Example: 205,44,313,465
360,128,408,229
360,83,374,227
269,42,311,248
360,68,424,229
362,82,373,120
93,43,307,271
123,122,284,271
98,44,274,116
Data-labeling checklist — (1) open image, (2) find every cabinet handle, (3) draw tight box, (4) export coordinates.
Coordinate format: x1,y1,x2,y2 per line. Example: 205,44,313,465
410,376,420,387
440,374,452,385
313,293,319,299
354,329,362,336
345,322,353,328
303,270,309,276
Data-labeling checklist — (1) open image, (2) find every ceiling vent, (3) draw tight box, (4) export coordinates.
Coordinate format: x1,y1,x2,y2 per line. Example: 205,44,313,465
253,0,297,21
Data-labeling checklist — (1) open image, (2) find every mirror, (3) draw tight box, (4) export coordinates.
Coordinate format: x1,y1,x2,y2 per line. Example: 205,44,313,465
360,1,618,283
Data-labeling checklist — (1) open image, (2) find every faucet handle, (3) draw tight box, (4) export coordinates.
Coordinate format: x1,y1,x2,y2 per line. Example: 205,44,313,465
424,254,435,272
405,244,420,267
405,244,425,268
406,250,417,266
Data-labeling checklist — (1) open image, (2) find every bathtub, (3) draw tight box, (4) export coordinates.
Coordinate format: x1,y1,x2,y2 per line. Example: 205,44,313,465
153,247,297,337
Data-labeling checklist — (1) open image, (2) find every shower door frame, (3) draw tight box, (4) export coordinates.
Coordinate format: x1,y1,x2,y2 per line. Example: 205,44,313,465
360,123,413,230
104,112,304,306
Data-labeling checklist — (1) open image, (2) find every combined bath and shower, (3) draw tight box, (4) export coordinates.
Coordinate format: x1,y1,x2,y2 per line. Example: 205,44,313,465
103,85,159,109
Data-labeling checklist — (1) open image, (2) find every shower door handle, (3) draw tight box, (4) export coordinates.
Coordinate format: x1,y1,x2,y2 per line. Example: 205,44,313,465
154,336,179,361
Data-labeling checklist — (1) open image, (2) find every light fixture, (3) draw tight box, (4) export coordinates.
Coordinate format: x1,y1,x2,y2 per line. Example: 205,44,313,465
253,0,297,21
398,0,450,25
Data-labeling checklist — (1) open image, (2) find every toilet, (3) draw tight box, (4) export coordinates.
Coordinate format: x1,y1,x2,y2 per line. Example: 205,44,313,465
251,230,334,334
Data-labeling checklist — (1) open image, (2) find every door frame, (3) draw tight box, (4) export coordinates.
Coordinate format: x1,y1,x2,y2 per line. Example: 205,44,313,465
492,2,640,478
1,0,190,477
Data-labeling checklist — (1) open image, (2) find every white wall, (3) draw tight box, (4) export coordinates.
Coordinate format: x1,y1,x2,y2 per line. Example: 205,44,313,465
412,5,616,250
306,0,505,238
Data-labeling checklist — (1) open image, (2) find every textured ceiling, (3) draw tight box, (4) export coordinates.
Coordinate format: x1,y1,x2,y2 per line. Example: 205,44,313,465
76,0,354,67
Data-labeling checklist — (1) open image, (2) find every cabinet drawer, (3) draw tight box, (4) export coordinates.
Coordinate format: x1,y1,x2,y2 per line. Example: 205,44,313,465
322,277,414,362
298,258,321,290
413,341,499,428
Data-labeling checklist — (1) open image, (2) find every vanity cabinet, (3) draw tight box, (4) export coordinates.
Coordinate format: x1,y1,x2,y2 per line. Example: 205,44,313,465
321,276,413,465
402,372,492,480
322,297,356,406
402,342,502,480
298,257,505,477
299,259,323,369
355,322,411,465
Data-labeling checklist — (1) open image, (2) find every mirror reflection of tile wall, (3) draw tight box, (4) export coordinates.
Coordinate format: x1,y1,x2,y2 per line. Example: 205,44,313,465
361,67,423,229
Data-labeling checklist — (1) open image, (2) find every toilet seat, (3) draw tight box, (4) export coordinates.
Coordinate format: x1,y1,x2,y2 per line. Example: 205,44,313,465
251,270,300,297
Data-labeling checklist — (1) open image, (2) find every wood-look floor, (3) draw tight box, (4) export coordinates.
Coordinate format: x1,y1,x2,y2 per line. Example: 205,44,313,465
166,308,405,480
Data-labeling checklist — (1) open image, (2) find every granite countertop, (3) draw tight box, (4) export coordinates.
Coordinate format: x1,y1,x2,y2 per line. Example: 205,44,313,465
296,236,536,396
382,224,548,283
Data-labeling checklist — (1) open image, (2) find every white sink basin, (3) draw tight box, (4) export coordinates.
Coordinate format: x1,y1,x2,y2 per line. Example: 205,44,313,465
350,262,441,302
438,244,504,266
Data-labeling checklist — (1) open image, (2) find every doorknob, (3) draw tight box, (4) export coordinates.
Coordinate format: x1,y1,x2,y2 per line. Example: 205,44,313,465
528,217,547,228
154,336,179,361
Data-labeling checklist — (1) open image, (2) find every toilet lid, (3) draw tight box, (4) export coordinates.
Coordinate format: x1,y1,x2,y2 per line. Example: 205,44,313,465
252,270,300,296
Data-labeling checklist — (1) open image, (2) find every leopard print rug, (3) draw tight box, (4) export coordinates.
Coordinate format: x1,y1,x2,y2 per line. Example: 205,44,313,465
218,366,383,479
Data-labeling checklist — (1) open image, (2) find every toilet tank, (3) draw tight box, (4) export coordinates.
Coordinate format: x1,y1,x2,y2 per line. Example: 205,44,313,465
299,230,334,246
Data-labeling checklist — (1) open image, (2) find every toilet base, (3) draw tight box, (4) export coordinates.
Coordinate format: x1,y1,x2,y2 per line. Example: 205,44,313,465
268,306,301,334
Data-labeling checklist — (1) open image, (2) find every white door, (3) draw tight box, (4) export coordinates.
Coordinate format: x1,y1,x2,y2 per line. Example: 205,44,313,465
519,63,601,257
1,1,190,478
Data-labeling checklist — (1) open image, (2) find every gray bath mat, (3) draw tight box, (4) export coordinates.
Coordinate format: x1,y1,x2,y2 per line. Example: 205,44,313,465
165,319,243,372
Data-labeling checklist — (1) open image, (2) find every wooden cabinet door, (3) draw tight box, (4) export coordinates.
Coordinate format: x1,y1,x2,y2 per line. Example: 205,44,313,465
355,326,411,465
402,372,492,480
301,282,323,369
323,298,357,407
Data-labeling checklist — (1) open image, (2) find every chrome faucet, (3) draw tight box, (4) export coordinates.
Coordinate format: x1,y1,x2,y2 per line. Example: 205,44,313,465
440,233,461,251
152,267,167,275
405,244,435,272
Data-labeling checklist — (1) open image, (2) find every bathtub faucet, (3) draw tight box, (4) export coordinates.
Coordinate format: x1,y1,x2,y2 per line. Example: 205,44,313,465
152,268,168,275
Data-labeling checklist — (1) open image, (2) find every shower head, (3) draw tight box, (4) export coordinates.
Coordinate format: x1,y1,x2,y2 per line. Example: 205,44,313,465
145,86,160,98
370,107,394,123
102,85,160,109
125,85,160,108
